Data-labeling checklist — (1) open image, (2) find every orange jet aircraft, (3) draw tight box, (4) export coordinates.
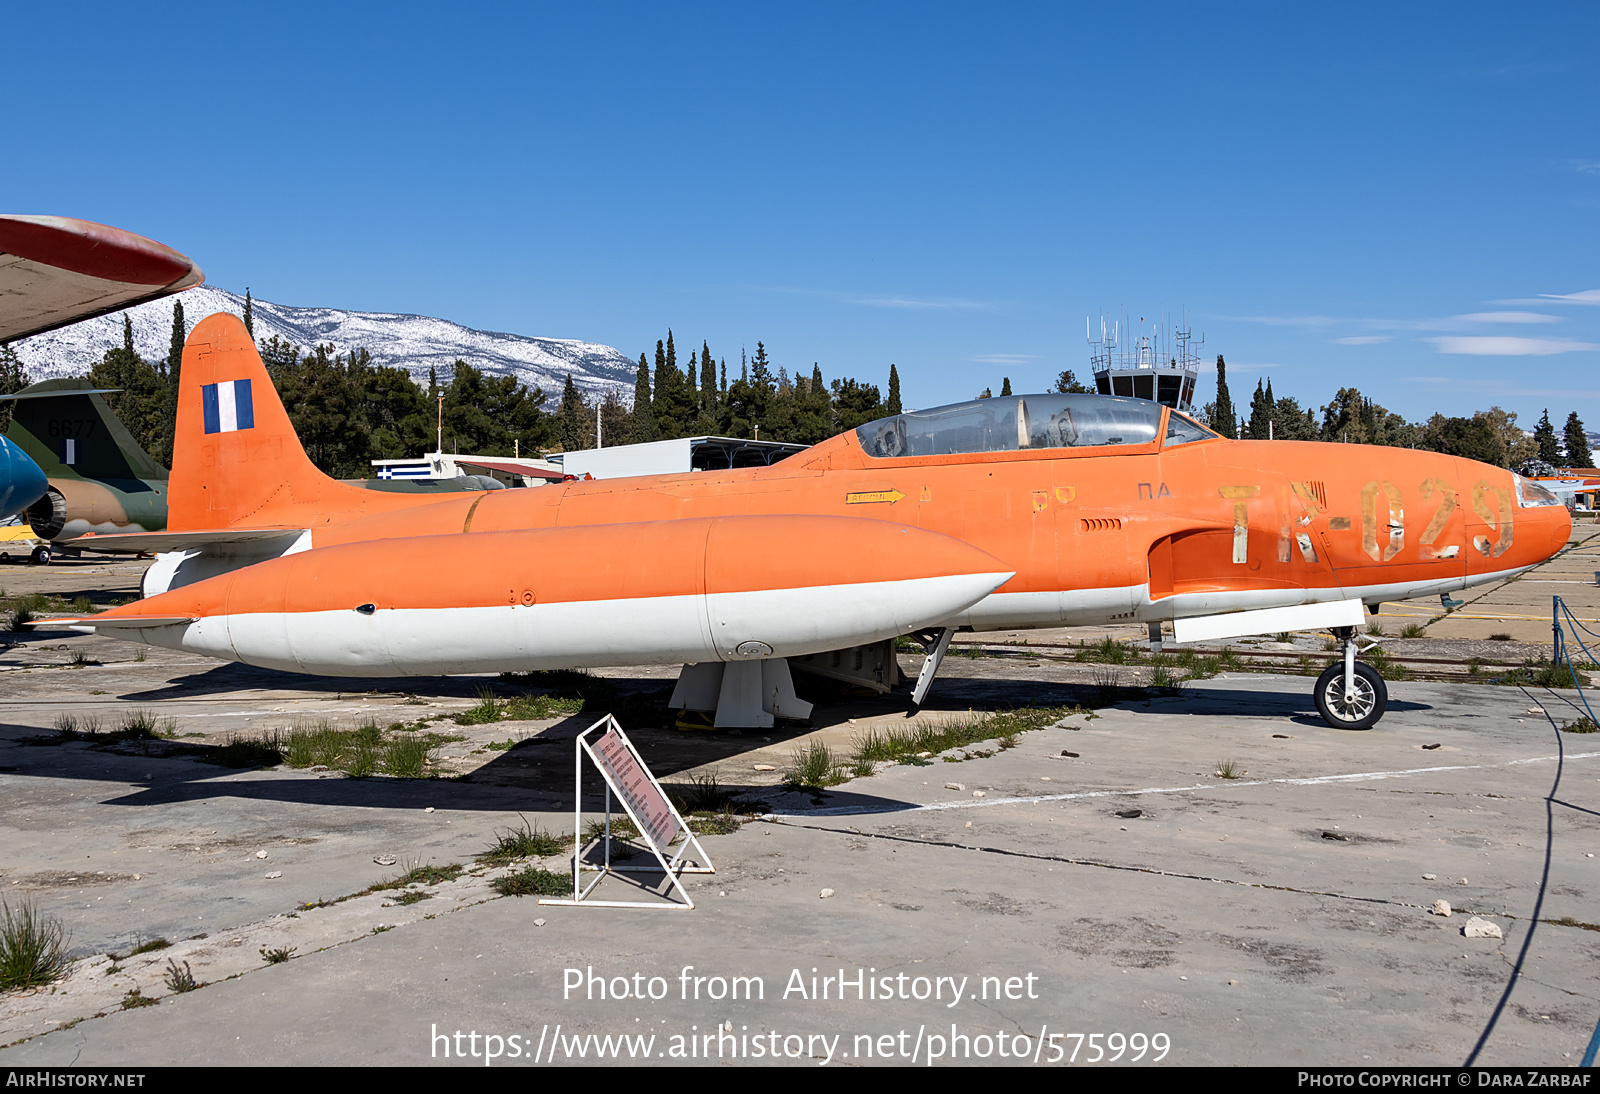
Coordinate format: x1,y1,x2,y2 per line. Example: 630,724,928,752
66,314,1572,731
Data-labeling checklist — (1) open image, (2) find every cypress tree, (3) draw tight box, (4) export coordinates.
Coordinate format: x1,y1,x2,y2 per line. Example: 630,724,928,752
1534,410,1560,463
1564,412,1593,468
558,374,583,452
886,364,902,416
701,341,716,405
243,288,254,338
159,300,187,463
168,299,186,375
1000,377,1012,397
1210,355,1235,437
630,352,654,444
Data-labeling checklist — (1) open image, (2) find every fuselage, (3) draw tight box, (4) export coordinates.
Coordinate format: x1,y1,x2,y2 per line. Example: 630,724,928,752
248,405,1571,633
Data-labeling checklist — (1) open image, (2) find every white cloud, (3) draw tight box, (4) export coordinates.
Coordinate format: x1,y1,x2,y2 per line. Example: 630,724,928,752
1451,311,1561,324
1426,336,1600,356
1496,289,1600,306
848,295,993,311
1333,335,1391,345
972,353,1037,365
1573,161,1600,175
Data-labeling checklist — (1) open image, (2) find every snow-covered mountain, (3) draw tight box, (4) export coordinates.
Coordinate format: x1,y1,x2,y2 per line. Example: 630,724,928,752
10,286,636,403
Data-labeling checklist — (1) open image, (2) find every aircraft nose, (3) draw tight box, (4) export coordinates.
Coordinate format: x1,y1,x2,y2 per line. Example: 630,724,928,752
0,437,49,522
1549,501,1573,558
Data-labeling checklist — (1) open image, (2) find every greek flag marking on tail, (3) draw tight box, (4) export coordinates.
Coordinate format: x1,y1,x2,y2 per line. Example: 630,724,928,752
202,379,255,435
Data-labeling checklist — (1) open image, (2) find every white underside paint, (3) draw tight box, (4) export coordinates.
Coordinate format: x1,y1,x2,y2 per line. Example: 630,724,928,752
947,560,1536,633
124,571,1013,677
1173,598,1366,644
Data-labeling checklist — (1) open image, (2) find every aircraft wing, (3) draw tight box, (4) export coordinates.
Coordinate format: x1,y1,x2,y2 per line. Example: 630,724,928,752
0,215,204,342
61,528,310,554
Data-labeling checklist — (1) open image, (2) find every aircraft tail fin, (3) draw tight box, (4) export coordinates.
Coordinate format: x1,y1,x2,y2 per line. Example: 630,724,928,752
169,313,397,531
0,380,167,481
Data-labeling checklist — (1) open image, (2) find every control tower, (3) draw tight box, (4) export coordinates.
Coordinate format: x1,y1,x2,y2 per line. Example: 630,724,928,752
1088,312,1203,415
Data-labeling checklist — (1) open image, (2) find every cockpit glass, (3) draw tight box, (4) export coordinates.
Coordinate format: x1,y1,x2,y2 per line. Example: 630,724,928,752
1514,475,1564,508
1164,411,1217,447
855,394,1164,459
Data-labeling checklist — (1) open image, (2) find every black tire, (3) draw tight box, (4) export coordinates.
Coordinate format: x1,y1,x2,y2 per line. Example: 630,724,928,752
1314,661,1388,730
30,545,51,566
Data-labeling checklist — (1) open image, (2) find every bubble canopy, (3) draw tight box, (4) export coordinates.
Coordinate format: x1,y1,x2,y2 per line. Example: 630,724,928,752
854,394,1215,459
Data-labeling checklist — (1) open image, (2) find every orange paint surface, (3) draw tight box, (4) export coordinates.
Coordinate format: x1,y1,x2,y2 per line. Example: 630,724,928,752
155,315,1570,620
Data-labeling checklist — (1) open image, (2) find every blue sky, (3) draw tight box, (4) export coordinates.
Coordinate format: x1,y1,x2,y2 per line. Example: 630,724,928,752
5,2,1596,426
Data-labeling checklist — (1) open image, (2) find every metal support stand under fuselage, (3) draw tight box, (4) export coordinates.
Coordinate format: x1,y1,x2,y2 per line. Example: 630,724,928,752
910,627,955,707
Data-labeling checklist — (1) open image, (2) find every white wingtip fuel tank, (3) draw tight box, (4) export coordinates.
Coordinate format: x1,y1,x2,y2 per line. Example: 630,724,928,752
78,516,1014,677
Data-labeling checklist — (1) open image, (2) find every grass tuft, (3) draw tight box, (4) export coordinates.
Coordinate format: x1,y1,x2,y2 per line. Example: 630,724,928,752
259,946,296,964
478,816,571,864
1400,623,1427,638
1561,716,1597,734
1214,759,1246,780
0,899,70,991
784,741,842,789
667,773,739,814
492,868,572,897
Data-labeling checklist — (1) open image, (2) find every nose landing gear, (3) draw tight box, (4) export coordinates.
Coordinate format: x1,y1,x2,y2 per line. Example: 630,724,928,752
1313,626,1389,730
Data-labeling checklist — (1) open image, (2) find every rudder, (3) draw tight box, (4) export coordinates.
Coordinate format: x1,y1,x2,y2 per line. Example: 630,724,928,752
170,313,373,530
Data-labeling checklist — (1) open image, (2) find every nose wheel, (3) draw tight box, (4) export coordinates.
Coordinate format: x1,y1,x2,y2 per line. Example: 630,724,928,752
1313,627,1388,730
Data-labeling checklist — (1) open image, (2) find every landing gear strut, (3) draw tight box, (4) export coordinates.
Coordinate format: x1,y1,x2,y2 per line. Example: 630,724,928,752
1313,626,1388,730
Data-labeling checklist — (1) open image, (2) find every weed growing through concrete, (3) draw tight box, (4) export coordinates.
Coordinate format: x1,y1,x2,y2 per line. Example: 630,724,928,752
1214,759,1246,779
491,868,572,897
1365,647,1412,681
1497,659,1591,689
1401,623,1427,638
53,713,104,736
213,732,284,769
849,705,1078,770
686,811,744,835
1366,623,1386,637
478,816,571,864
456,688,504,726
259,946,296,964
1274,631,1293,643
121,988,158,1009
1489,633,1513,642
1561,717,1598,734
0,899,70,991
366,863,461,894
162,958,200,993
1545,916,1600,932
122,937,169,958
668,773,738,814
1091,665,1122,699
584,815,641,843
784,741,843,789
383,734,434,778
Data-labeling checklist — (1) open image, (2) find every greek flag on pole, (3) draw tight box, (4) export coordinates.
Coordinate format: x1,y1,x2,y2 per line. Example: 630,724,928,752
201,379,255,435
